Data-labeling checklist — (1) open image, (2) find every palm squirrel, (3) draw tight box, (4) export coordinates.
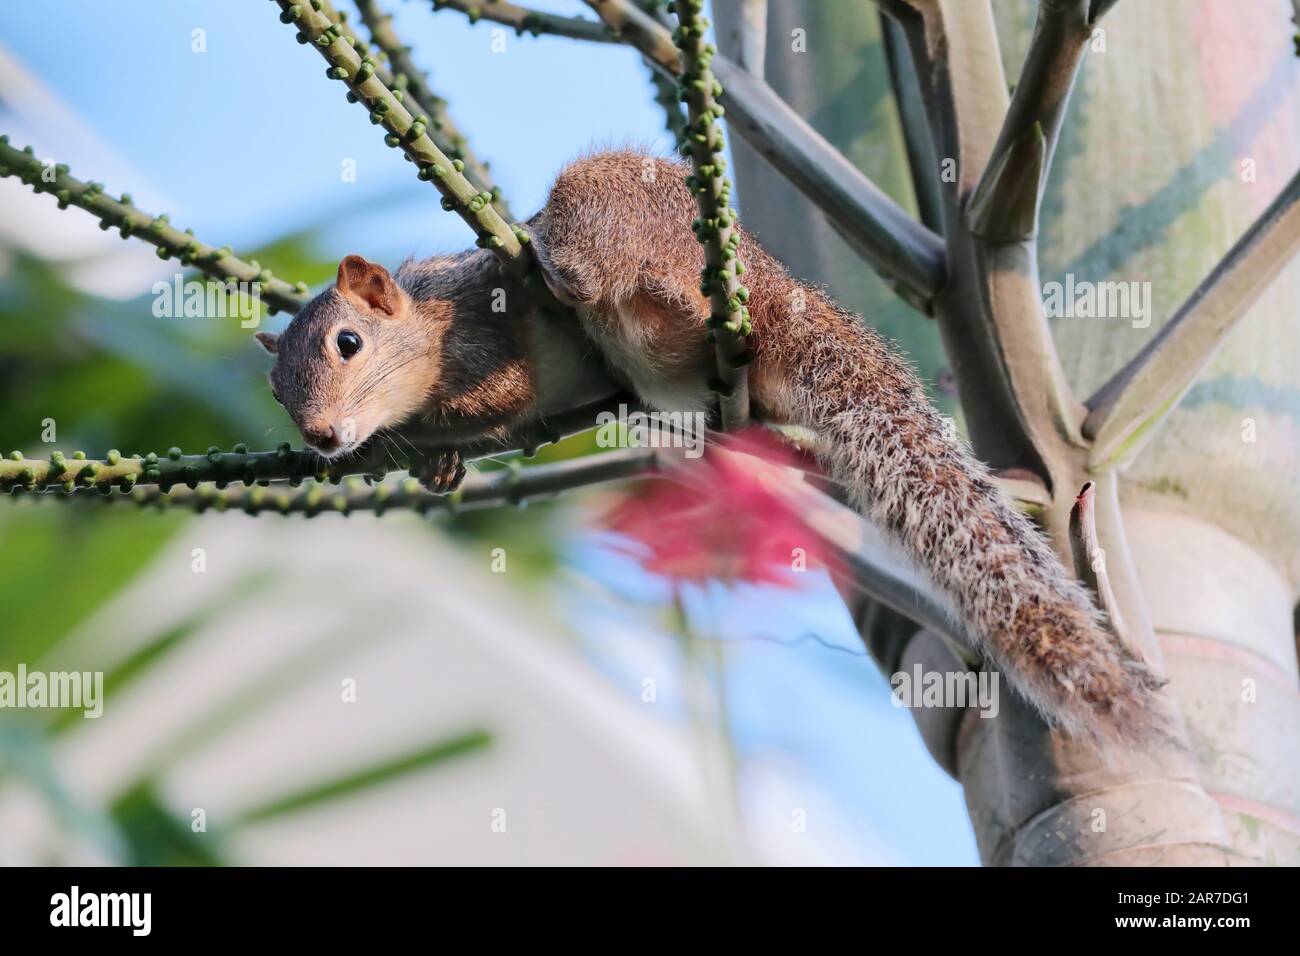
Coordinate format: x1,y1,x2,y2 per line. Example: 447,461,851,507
256,149,1169,748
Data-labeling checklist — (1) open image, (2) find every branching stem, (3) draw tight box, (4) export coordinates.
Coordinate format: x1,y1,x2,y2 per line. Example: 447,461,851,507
0,137,310,315
430,0,617,43
351,0,512,219
19,448,662,517
671,0,751,428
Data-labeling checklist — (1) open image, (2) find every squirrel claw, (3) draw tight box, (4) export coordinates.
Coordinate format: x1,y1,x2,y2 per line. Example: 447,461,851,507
417,450,467,495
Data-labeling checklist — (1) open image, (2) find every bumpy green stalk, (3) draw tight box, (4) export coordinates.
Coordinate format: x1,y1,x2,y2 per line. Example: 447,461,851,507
0,137,310,316
671,0,751,429
338,0,513,220
0,393,631,494
275,0,525,265
431,0,616,42
11,449,662,517
0,443,376,495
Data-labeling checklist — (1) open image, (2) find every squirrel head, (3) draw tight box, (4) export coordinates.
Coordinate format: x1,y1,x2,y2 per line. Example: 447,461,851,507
256,254,444,457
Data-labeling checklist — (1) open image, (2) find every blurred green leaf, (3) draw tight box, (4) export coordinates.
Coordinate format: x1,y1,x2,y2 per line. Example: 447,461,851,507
110,781,225,867
0,505,183,668
233,728,493,826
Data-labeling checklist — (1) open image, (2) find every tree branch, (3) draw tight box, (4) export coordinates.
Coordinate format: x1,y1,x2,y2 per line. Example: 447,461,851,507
671,0,750,428
0,136,310,315
351,0,512,220
960,0,1092,479
875,0,1086,483
878,8,943,233
430,0,616,43
586,0,947,313
1068,480,1126,638
871,0,1007,202
1088,0,1122,24
275,0,526,265
1084,167,1300,470
21,448,662,517
0,393,636,493
585,0,683,65
632,1,688,139
967,0,1091,242
725,0,767,76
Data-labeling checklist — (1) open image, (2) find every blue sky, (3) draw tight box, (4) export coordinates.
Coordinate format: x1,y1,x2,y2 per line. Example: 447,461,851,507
568,532,977,865
0,0,672,261
0,0,978,865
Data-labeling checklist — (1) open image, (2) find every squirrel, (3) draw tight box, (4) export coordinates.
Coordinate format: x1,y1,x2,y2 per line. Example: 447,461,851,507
255,149,1170,749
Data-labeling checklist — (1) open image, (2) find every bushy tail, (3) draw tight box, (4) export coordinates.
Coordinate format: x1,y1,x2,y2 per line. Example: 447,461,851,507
757,286,1171,748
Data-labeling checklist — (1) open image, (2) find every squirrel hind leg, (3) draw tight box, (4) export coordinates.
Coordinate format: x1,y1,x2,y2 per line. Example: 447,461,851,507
589,287,714,416
532,237,592,307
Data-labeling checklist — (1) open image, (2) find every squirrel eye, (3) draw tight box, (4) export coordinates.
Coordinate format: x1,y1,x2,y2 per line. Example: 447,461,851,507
336,329,362,360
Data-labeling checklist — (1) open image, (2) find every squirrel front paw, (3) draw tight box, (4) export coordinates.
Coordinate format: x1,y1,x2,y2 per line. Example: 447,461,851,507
416,449,467,495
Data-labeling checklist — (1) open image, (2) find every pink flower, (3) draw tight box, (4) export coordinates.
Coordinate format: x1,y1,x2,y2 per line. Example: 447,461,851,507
602,429,835,588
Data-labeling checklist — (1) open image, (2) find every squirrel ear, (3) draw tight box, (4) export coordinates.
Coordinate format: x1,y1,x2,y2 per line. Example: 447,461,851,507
337,254,402,317
254,331,280,355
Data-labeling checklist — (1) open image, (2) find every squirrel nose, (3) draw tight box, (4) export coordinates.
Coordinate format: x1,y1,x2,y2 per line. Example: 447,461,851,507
303,424,339,453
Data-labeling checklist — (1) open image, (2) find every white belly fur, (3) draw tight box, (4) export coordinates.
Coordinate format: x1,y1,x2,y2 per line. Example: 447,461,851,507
577,304,714,415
